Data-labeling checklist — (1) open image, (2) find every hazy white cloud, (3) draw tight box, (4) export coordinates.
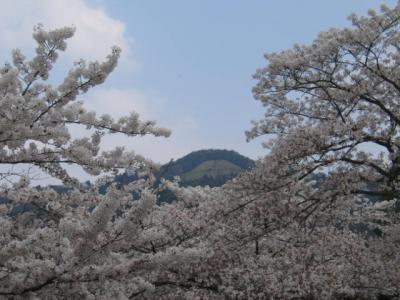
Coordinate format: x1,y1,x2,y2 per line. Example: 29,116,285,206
0,0,136,69
84,88,155,120
97,129,205,166
81,88,204,164
52,86,201,167
0,0,204,172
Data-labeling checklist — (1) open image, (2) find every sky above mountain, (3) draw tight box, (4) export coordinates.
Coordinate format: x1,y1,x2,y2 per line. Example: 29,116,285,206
0,0,397,168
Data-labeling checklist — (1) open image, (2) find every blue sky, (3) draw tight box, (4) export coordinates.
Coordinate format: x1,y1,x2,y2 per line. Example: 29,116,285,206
1,0,398,167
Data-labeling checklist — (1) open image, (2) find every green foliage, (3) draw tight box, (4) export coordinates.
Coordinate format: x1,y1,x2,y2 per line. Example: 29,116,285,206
159,149,254,179
182,160,242,181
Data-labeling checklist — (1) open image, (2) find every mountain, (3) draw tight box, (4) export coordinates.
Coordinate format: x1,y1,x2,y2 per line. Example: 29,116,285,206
158,149,254,187
154,149,254,203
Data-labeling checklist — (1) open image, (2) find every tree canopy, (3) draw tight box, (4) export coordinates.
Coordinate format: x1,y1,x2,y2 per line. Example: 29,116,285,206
1,3,400,299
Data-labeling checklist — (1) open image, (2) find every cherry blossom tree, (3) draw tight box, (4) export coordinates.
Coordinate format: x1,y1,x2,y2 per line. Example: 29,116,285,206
156,3,400,299
248,3,400,204
0,25,210,299
213,3,400,298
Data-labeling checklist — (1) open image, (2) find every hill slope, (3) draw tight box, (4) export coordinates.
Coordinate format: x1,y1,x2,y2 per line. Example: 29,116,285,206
159,149,254,187
183,160,242,181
